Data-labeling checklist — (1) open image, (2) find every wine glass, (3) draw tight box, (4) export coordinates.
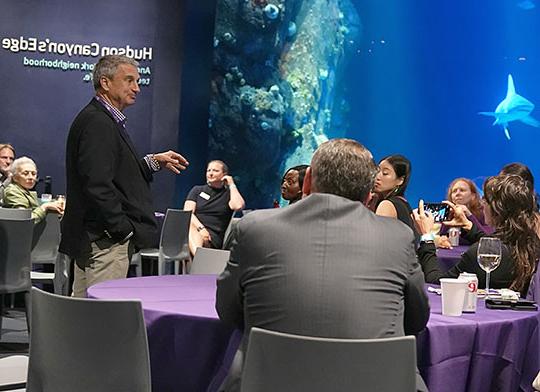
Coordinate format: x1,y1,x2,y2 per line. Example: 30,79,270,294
477,237,502,299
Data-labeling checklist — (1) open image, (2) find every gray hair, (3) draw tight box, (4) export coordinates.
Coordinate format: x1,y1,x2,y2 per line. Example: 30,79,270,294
0,143,15,156
311,138,377,202
10,156,37,176
93,55,139,91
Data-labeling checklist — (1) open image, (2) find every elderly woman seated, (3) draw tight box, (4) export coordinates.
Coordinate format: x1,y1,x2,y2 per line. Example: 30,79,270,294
3,156,64,223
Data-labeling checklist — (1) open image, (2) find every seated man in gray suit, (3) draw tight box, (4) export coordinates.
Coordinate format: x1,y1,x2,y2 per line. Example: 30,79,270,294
216,138,430,391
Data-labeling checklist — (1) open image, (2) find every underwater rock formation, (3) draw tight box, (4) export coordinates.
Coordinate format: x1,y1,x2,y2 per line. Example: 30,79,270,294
209,0,361,207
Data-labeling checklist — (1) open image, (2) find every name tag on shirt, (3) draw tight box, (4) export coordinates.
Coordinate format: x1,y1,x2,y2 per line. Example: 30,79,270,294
199,191,210,200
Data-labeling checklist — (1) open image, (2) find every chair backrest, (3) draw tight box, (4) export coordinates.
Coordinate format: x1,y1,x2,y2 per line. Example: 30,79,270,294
0,208,31,220
159,209,191,261
31,213,61,264
189,247,230,274
222,217,240,250
0,218,33,294
0,355,28,390
27,287,151,392
241,327,417,392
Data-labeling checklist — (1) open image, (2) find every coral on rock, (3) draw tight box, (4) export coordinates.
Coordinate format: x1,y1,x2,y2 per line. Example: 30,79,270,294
209,0,361,207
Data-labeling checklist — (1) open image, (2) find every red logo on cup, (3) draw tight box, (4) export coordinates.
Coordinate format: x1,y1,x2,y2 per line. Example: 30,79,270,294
468,282,477,292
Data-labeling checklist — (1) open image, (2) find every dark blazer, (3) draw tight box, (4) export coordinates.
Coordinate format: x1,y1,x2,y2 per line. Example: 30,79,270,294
59,98,158,258
216,193,430,391
217,192,429,338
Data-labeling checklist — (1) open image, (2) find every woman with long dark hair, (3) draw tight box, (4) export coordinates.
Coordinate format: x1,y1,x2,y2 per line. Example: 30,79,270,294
414,174,540,296
372,154,416,234
500,162,539,212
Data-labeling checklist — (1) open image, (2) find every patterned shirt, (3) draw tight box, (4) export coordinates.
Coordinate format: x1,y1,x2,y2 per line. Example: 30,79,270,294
95,94,126,127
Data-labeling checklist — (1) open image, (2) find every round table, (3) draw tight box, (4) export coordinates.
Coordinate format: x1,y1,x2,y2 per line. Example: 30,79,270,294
88,275,540,392
87,275,239,392
419,289,540,392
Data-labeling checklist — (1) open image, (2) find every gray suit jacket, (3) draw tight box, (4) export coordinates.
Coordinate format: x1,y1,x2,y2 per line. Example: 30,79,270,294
216,193,430,390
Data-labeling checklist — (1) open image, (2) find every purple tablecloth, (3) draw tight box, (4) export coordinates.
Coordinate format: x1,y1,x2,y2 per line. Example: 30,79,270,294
89,275,540,392
87,275,240,392
436,245,469,271
419,289,540,392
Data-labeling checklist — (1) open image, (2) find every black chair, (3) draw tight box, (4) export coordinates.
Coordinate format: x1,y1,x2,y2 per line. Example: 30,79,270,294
0,208,31,220
188,247,230,274
27,287,151,392
222,216,240,250
241,327,417,392
0,354,28,391
30,213,69,295
0,217,33,338
133,209,191,275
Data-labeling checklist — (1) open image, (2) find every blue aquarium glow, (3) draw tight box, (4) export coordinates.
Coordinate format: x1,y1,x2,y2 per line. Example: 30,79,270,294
209,0,540,207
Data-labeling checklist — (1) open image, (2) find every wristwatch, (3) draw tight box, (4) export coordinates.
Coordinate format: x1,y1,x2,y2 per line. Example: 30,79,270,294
420,233,435,244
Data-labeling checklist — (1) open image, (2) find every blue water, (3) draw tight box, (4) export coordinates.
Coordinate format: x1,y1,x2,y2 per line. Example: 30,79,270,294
341,0,540,204
210,0,540,207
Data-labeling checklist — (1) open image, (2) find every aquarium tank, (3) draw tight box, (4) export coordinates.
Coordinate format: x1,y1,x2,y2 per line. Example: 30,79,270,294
208,0,540,208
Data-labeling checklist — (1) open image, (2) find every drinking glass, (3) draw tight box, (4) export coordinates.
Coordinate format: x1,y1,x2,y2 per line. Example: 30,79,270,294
56,195,66,209
40,193,52,203
477,237,502,299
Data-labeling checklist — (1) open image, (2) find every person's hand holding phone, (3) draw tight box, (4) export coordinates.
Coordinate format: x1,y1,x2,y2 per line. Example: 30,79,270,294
441,201,473,231
412,200,435,235
455,204,471,216
423,202,451,223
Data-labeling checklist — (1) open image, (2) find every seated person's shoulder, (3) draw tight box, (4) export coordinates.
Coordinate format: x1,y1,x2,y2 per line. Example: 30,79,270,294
186,185,207,201
236,207,281,231
375,199,398,218
371,208,415,241
4,183,20,197
3,184,30,208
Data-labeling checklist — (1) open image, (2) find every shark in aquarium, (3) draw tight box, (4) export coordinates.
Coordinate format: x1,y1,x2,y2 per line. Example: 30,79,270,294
479,74,539,140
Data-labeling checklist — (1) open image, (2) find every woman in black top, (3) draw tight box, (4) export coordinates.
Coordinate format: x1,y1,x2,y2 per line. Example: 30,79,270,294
413,174,540,297
372,154,416,235
184,160,245,254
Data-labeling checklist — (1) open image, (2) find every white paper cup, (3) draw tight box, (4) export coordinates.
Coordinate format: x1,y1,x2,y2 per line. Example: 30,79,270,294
440,278,468,316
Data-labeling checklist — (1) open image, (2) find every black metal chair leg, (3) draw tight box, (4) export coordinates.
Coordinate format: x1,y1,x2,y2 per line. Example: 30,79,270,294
23,291,31,334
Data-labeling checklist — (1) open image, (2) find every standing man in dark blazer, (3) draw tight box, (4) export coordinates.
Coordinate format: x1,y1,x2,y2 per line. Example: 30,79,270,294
216,138,429,391
60,55,188,297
